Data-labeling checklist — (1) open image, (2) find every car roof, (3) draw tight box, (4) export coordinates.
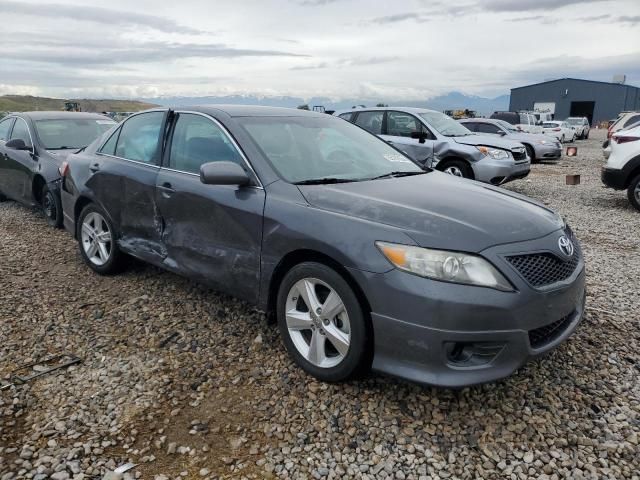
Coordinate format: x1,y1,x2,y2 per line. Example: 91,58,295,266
333,106,439,116
179,105,330,118
16,111,113,121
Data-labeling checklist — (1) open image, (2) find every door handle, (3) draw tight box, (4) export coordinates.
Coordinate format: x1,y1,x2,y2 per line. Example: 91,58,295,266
89,163,100,172
158,182,175,198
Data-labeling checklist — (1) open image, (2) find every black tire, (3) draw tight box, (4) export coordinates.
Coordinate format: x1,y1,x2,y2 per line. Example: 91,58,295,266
0,191,6,202
438,159,473,179
77,203,125,275
41,184,63,228
584,130,589,139
524,144,536,163
277,262,370,382
627,175,640,212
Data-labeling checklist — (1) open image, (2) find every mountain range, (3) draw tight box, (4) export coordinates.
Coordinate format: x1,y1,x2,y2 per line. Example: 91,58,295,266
145,91,510,116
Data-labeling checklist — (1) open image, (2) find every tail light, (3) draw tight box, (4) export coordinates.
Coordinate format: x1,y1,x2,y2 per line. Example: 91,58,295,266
58,161,69,177
613,136,640,144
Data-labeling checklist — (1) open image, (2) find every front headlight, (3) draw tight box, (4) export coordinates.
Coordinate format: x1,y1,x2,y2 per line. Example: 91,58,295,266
376,242,513,291
476,146,510,160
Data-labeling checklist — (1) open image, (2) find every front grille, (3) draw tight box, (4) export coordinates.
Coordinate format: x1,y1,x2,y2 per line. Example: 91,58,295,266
506,229,581,288
528,312,574,349
512,149,527,161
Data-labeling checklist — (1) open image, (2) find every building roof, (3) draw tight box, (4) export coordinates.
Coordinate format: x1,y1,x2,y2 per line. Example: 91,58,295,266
511,77,640,91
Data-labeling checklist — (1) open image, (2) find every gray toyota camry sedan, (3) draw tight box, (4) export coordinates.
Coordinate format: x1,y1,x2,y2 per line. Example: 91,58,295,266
60,106,585,387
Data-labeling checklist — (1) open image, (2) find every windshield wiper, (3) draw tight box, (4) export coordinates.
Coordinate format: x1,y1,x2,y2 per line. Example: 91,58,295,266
293,177,360,185
369,171,426,180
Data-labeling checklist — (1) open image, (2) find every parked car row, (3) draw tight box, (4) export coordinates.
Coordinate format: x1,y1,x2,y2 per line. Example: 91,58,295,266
489,111,591,143
335,107,531,184
0,111,116,225
0,106,586,388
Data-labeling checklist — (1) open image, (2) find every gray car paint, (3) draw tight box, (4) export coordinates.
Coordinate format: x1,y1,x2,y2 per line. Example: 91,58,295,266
62,105,585,387
459,118,562,162
334,107,531,185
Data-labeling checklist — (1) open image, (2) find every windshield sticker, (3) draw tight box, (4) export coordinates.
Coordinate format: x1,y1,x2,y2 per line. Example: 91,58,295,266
384,153,412,163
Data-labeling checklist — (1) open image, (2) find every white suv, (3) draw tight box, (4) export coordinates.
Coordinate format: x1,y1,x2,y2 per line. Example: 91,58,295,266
566,117,590,139
601,124,640,211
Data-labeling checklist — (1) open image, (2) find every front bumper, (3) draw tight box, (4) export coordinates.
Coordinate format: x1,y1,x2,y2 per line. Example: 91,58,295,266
534,143,562,160
348,230,586,387
601,167,627,190
472,157,531,185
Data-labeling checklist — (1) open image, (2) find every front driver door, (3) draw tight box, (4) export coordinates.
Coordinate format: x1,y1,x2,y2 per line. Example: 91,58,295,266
380,111,434,168
0,116,16,196
155,112,265,303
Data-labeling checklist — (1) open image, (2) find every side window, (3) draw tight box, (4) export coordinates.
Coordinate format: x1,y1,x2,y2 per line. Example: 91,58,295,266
10,118,32,148
338,113,353,121
354,111,383,135
387,111,422,137
0,118,14,141
624,115,640,128
169,113,242,174
114,111,164,164
99,128,120,155
463,122,478,132
477,123,502,135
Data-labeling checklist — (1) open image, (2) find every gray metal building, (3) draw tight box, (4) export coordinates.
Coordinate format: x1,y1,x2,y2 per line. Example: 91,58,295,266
509,78,640,125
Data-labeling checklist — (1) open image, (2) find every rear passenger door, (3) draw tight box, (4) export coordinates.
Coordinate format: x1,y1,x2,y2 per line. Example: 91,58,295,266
155,112,265,303
380,111,434,168
92,110,168,262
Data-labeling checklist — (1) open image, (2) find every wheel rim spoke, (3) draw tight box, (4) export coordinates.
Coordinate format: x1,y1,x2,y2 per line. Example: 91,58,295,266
97,242,110,261
306,330,326,365
324,324,350,356
321,290,344,320
286,310,313,330
298,279,321,313
86,240,99,258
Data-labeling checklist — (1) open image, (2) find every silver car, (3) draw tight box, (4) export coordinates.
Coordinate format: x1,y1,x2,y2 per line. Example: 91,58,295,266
460,118,562,163
335,107,530,185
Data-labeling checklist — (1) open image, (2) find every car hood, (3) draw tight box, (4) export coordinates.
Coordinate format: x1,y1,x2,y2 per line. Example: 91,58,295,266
298,172,563,252
452,134,523,150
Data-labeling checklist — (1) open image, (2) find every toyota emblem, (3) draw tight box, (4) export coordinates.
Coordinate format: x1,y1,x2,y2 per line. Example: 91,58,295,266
558,236,574,257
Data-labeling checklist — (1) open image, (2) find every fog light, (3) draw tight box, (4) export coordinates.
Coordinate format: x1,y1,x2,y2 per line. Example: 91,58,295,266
445,342,505,367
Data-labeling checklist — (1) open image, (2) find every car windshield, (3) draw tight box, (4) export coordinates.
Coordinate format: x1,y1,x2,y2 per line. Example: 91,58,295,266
566,118,582,125
238,115,422,184
419,111,472,137
35,118,116,149
495,120,518,132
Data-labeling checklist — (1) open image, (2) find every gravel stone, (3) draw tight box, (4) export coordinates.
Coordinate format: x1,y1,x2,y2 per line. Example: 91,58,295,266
0,131,638,479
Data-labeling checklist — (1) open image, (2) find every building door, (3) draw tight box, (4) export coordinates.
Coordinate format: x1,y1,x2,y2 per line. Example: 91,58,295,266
570,101,595,124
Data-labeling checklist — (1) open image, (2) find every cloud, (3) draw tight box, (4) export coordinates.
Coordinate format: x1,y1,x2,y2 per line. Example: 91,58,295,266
369,12,430,24
291,56,398,70
0,0,206,34
508,15,558,24
618,15,640,25
483,0,610,12
296,0,342,5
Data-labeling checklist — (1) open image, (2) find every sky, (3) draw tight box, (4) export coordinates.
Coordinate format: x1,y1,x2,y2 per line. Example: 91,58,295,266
0,0,639,101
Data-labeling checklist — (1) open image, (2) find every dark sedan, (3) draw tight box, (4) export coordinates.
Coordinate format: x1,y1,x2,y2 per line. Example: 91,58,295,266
61,106,585,387
0,112,116,226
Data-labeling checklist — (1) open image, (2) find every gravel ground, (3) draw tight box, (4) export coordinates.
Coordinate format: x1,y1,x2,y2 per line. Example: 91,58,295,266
1,129,638,480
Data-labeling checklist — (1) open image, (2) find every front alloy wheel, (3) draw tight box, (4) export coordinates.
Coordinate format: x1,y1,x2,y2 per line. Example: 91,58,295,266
41,185,63,228
285,278,351,368
277,262,370,382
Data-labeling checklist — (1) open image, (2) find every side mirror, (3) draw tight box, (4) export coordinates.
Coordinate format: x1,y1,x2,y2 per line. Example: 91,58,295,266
410,131,429,144
200,161,251,186
5,138,30,150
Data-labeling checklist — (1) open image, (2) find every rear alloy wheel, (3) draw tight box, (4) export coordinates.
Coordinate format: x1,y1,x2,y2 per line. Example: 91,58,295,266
78,204,125,274
440,159,473,179
277,262,370,382
627,174,640,212
41,184,63,228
